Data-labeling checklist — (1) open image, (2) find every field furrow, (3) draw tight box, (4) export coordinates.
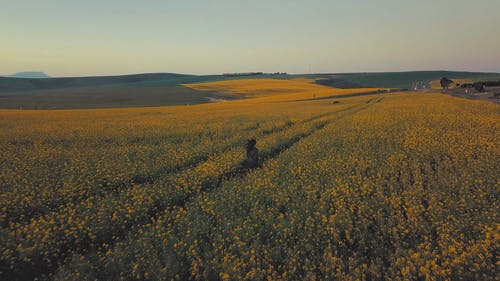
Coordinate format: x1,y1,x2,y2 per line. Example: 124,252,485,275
53,93,498,281
1,118,297,227
52,96,383,280
3,91,497,281
1,99,374,279
1,101,363,227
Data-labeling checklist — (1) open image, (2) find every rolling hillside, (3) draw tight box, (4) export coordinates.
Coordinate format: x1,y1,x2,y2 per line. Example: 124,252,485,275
1,71,499,109
323,71,500,89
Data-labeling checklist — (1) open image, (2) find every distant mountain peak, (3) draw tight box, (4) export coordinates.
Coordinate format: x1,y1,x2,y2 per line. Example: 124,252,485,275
10,71,50,79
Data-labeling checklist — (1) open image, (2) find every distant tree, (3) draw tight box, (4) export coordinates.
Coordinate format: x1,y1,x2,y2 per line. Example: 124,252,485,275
440,77,454,90
473,82,485,92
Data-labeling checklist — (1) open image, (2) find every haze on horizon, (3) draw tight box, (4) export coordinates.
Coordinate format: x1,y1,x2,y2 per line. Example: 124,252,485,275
2,0,500,77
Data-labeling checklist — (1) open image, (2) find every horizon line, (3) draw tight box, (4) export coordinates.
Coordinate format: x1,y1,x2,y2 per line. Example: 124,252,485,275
3,69,500,79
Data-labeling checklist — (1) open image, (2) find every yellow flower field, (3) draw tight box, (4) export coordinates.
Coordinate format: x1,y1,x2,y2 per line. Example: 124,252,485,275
0,88,498,280
184,78,385,101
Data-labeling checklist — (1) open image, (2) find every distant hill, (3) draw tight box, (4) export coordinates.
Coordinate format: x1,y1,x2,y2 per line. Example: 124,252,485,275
9,71,50,79
326,71,500,89
0,72,262,109
0,72,297,94
0,73,199,93
1,70,499,109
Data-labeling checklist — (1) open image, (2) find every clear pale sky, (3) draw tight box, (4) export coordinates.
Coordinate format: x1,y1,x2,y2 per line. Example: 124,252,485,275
2,0,500,77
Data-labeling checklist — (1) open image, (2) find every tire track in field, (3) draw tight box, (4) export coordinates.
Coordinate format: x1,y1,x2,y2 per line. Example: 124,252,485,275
108,103,359,191
200,99,378,193
52,98,382,280
4,102,372,280
4,103,365,228
2,117,292,227
295,89,402,102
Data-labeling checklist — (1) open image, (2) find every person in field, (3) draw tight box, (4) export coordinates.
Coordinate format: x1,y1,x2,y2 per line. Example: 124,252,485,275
244,139,259,168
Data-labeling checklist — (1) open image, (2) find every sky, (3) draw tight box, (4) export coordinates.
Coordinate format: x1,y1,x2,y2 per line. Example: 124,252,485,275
2,0,500,77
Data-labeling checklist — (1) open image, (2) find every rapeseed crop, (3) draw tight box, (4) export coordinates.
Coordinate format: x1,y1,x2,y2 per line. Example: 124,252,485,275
1,90,497,280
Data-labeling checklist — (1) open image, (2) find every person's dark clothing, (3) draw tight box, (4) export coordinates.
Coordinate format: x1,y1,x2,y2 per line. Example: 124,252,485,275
246,147,259,168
